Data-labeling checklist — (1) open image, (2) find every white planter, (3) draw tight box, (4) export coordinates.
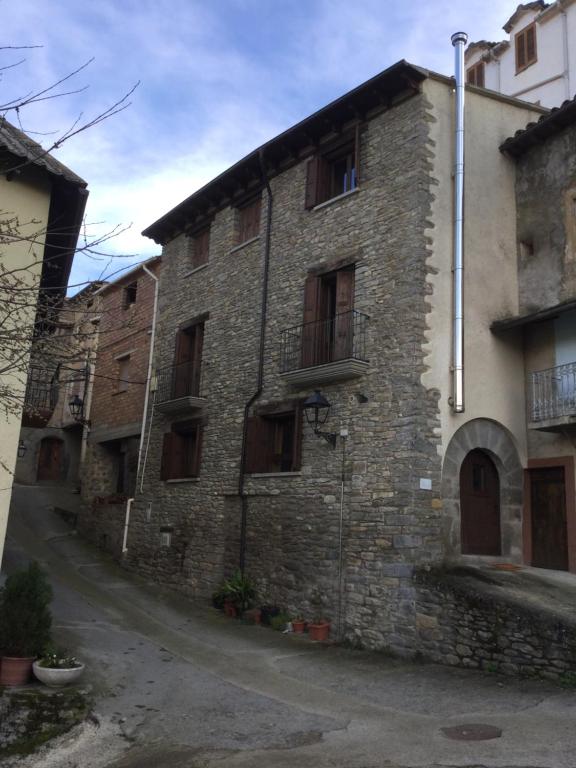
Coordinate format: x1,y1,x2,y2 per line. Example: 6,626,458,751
32,661,85,687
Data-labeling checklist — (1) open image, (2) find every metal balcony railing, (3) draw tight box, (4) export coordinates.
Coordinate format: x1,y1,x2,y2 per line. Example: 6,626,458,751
530,362,576,422
156,361,203,404
280,310,369,373
24,366,60,413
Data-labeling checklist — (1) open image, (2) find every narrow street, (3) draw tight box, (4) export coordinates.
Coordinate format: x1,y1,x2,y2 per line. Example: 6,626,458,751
2,485,576,768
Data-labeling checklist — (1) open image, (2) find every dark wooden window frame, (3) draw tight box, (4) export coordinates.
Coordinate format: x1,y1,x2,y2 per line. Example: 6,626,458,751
305,124,361,210
122,282,138,309
172,320,204,399
188,226,210,269
466,61,485,88
515,22,537,73
236,195,262,245
523,456,576,573
160,419,203,480
245,402,303,474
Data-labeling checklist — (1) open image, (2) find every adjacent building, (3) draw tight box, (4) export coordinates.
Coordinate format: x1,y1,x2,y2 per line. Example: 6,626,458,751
465,0,576,107
0,118,87,565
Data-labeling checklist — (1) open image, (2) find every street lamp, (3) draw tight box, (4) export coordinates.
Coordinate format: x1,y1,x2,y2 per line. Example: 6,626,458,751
17,439,27,458
69,394,90,426
303,390,338,448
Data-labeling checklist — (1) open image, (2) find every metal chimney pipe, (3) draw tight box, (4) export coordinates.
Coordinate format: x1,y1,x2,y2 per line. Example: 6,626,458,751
451,31,468,413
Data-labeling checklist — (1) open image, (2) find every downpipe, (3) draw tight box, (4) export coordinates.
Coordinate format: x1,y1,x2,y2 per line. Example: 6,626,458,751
451,31,467,413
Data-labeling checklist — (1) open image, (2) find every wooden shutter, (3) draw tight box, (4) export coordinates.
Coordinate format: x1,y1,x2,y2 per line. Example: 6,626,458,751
526,25,536,64
476,63,485,88
191,323,204,397
245,416,270,473
305,156,321,209
301,276,321,367
354,123,361,187
292,403,303,472
334,269,355,359
194,229,210,268
161,432,176,480
516,29,526,70
173,329,192,398
191,424,203,476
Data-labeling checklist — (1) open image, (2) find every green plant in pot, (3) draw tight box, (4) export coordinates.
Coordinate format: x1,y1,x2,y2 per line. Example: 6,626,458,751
222,571,257,616
0,561,53,685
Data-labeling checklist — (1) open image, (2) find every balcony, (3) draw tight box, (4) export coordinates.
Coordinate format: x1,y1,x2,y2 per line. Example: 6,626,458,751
155,362,206,416
279,310,369,387
529,362,576,431
22,366,60,427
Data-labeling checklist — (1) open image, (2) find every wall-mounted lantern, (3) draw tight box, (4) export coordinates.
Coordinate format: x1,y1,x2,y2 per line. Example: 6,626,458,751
69,394,90,426
17,439,27,458
303,390,338,448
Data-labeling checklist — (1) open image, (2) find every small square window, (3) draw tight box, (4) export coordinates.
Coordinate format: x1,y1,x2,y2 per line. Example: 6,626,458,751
160,528,172,547
466,62,485,88
245,405,302,473
123,282,137,309
160,420,203,480
305,130,359,209
236,197,261,244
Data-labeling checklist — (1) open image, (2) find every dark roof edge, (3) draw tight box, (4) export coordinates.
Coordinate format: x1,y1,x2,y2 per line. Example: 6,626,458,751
500,94,576,157
428,71,549,113
142,60,428,245
491,298,576,331
94,255,162,295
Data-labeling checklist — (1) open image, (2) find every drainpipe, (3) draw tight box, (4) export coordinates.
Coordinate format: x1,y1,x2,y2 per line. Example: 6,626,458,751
451,32,467,413
123,261,159,556
561,6,571,101
238,150,273,573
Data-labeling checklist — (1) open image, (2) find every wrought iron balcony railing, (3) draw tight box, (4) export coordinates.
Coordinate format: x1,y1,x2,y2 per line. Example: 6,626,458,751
530,362,576,423
24,366,60,413
155,361,204,404
280,310,369,373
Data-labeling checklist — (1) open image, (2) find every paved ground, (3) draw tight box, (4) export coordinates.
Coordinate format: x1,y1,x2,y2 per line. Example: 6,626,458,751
2,484,576,768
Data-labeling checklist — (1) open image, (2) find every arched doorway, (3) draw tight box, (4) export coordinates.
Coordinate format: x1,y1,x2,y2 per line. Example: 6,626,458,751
37,438,64,482
460,449,501,555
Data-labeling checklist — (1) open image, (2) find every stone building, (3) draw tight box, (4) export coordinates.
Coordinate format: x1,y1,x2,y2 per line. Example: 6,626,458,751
78,257,160,556
110,55,576,659
465,0,576,108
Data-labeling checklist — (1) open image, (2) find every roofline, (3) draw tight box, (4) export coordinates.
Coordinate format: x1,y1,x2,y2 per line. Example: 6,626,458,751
94,255,162,295
500,94,576,157
491,298,576,331
142,60,428,245
427,71,549,113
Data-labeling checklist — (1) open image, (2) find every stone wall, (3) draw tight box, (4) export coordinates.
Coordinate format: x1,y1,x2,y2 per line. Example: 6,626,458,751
415,566,576,680
126,86,444,655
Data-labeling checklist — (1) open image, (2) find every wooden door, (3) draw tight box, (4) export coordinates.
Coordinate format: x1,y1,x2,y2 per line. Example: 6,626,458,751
530,466,568,570
37,438,63,482
173,324,203,398
334,269,355,360
460,449,501,555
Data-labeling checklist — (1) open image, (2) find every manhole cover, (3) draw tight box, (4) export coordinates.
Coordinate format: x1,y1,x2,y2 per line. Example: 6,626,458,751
440,723,502,741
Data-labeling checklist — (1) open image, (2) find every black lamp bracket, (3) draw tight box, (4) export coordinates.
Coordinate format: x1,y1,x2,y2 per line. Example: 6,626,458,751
314,428,338,448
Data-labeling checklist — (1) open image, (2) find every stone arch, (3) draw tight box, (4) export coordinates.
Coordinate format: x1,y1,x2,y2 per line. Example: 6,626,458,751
441,419,524,562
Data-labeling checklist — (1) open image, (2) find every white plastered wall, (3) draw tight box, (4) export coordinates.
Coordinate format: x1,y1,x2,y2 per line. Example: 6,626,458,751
0,167,51,566
422,78,544,465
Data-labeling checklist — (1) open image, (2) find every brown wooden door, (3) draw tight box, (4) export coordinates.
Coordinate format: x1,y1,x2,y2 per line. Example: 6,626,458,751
460,449,501,555
173,324,203,398
37,438,63,482
530,466,568,571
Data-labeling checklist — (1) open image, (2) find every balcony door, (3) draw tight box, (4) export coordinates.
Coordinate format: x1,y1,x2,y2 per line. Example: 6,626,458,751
301,267,354,368
173,323,203,399
460,449,501,555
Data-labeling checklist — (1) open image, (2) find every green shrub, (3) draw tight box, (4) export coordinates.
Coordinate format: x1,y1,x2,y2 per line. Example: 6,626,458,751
0,562,53,657
213,571,256,613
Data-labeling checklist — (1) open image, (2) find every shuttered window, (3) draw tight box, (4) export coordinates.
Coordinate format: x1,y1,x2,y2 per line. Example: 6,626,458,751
466,62,485,87
301,266,355,367
173,322,204,398
245,404,302,473
305,126,360,209
237,196,262,244
161,420,203,480
515,23,537,72
190,227,210,268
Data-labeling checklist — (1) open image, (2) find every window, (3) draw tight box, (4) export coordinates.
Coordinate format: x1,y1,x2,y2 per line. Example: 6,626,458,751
515,23,537,72
301,266,355,367
305,129,359,209
466,62,485,87
123,282,138,309
245,404,302,473
117,355,131,393
160,527,173,547
161,420,202,480
172,321,204,398
237,196,261,244
189,227,210,269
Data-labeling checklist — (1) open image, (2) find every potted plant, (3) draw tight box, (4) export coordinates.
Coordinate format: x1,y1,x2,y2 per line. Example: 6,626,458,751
308,618,331,641
291,617,306,634
33,649,85,687
0,561,53,685
213,571,257,618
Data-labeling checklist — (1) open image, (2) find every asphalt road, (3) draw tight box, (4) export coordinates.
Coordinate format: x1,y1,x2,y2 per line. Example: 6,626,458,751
2,484,576,768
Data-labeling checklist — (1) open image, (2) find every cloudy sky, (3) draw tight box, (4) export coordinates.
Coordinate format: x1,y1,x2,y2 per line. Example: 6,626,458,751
2,0,517,290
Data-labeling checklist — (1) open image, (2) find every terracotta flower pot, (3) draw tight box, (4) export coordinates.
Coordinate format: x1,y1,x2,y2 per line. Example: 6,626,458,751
292,619,306,634
0,656,35,686
308,622,330,642
243,608,261,624
224,600,238,618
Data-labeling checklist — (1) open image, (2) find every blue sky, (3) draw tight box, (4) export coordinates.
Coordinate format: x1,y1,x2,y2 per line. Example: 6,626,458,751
2,0,517,290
